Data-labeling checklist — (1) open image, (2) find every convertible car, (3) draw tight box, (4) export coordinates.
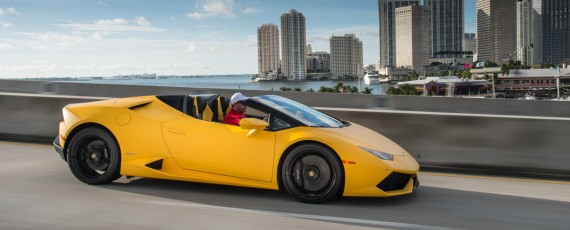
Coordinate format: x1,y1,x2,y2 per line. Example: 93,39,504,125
54,94,419,203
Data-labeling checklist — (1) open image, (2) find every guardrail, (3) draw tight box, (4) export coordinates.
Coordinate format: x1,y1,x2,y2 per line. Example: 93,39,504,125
0,80,570,179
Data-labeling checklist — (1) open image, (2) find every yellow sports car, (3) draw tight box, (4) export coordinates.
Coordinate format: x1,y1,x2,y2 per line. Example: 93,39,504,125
54,94,419,203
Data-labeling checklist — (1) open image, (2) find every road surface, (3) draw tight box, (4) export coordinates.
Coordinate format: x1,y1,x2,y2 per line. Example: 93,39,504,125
1,141,569,230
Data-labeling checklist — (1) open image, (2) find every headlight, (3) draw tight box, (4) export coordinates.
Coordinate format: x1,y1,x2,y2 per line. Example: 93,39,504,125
359,146,393,161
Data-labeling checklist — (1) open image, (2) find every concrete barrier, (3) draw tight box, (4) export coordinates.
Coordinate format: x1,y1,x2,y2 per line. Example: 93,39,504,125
1,79,570,177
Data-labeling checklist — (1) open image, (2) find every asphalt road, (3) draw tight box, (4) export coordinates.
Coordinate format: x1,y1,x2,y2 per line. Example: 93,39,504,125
1,141,569,230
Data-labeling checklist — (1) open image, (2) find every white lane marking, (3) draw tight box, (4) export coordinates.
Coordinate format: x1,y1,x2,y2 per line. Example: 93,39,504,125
419,172,570,203
146,200,456,230
315,106,570,121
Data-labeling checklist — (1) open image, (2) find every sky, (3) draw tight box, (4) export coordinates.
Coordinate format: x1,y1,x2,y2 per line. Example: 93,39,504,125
0,0,477,78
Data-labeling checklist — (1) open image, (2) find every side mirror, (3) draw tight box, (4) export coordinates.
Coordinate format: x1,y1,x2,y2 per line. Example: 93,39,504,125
239,118,269,130
239,118,269,137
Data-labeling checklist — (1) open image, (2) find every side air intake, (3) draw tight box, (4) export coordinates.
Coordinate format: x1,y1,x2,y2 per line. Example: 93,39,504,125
145,159,164,170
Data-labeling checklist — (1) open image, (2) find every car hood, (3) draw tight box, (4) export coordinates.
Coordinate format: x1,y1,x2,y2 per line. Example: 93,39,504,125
317,122,409,156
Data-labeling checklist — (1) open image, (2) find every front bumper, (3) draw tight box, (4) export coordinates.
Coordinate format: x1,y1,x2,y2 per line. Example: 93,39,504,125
53,136,65,161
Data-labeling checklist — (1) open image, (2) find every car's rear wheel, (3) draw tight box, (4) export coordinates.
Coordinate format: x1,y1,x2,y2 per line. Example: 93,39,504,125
281,143,344,203
67,127,121,185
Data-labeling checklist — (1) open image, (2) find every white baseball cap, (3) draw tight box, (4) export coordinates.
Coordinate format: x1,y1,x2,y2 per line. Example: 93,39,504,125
230,92,248,105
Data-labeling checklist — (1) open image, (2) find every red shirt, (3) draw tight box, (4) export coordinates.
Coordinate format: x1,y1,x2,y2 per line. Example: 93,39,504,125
223,109,246,126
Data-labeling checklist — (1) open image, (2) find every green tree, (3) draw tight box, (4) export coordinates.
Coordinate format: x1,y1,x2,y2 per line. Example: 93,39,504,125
306,88,315,92
293,87,302,91
386,84,418,95
335,82,344,93
410,70,420,80
280,87,292,91
361,87,373,94
386,86,401,95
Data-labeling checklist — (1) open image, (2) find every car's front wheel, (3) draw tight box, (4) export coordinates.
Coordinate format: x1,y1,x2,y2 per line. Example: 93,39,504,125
281,143,344,203
67,127,121,185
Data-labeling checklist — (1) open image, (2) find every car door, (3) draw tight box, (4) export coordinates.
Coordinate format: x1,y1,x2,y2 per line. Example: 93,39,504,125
162,116,276,182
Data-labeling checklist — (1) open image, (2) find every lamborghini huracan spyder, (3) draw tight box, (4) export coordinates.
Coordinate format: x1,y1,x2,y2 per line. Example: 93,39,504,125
54,94,419,203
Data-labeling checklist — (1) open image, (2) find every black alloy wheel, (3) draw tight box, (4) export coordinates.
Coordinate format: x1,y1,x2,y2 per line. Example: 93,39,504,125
67,127,121,185
281,143,344,203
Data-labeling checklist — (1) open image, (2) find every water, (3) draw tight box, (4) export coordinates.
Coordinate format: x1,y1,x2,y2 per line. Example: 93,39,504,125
85,75,394,95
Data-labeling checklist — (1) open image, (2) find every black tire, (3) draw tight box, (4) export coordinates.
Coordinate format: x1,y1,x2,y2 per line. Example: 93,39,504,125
281,143,344,203
67,127,121,185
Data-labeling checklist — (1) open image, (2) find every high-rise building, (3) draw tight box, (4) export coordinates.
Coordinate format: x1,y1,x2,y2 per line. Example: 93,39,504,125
424,0,464,58
532,0,570,65
330,34,363,79
516,0,532,66
378,0,420,68
257,24,280,78
463,33,477,54
281,9,306,80
476,0,516,64
395,5,429,71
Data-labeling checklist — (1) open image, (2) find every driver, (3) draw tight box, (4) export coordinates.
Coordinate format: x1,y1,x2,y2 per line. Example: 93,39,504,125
224,92,248,126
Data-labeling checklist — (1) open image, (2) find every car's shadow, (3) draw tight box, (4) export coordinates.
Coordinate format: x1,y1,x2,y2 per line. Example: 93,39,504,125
100,176,420,216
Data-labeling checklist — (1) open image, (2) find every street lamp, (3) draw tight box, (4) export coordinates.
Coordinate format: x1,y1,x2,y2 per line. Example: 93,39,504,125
556,70,570,99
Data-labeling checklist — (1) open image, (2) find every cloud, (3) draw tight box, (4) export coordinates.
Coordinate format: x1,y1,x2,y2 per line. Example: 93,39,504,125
240,7,261,15
37,33,86,45
0,7,18,16
134,17,151,26
98,1,109,7
95,18,128,26
0,43,14,49
1,21,12,27
187,0,235,20
57,17,166,32
187,44,196,53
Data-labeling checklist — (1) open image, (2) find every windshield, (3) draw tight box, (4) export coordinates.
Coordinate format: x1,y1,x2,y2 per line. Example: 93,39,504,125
254,95,345,128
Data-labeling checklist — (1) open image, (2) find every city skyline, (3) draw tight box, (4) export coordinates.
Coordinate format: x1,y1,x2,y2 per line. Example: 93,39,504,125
0,0,477,78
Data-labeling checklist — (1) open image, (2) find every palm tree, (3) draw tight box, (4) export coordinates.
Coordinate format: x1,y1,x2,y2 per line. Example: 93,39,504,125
361,87,373,94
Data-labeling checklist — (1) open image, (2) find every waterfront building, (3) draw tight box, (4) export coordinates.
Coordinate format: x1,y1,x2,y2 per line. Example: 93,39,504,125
424,0,464,59
330,34,363,80
516,0,532,66
476,0,516,64
532,0,570,65
463,33,477,55
306,51,330,73
378,0,420,68
496,68,570,97
395,5,428,71
281,9,307,80
397,76,492,96
257,24,280,80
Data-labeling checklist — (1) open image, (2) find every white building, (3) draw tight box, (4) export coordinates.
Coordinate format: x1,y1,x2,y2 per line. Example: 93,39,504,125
516,0,532,66
281,9,307,80
395,5,428,71
378,0,420,68
257,24,280,80
330,34,363,79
